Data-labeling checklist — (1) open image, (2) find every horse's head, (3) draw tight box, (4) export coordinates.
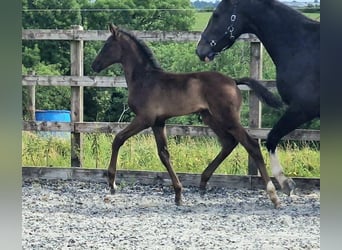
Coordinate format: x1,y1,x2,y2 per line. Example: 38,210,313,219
92,23,123,73
196,0,245,62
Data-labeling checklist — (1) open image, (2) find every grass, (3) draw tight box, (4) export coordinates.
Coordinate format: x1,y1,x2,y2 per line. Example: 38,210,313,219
193,12,212,31
22,131,320,178
305,12,320,21
192,11,320,31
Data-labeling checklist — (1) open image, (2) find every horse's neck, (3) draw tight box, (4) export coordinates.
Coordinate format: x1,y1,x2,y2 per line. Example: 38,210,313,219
244,1,311,67
121,48,150,85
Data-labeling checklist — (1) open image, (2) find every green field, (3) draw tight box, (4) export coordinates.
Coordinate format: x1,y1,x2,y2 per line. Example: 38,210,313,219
193,12,212,31
193,11,320,31
22,132,320,177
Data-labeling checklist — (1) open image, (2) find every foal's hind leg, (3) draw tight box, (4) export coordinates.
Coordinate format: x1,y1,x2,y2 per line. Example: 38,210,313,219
108,117,149,194
266,107,317,196
229,124,281,208
152,124,183,205
199,112,238,193
199,133,238,193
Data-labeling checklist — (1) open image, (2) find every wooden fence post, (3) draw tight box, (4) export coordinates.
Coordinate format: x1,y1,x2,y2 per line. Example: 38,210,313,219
27,70,36,121
70,25,84,167
248,42,263,175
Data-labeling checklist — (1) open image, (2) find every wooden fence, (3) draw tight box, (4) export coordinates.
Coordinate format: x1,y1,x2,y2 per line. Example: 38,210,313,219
22,26,320,175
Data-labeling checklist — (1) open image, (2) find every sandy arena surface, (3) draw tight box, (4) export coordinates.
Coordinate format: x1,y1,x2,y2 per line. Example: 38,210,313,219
22,179,320,249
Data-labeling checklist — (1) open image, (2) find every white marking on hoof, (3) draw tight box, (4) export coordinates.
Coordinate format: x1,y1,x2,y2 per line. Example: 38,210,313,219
270,151,287,187
267,181,281,208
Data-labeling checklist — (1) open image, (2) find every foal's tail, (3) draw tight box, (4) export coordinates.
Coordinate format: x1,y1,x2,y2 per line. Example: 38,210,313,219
235,77,283,109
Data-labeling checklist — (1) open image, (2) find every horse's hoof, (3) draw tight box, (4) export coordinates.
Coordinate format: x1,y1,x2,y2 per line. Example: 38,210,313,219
282,178,296,196
110,188,116,195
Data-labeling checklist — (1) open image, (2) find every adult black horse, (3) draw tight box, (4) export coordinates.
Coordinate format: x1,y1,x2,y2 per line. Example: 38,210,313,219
196,0,320,195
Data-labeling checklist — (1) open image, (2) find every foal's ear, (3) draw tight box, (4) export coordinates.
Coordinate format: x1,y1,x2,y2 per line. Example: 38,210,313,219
108,23,119,36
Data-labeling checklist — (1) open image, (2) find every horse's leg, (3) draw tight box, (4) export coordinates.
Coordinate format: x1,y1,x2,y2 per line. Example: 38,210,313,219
199,113,238,192
199,133,238,194
108,117,149,194
229,124,281,208
152,124,183,205
266,106,317,196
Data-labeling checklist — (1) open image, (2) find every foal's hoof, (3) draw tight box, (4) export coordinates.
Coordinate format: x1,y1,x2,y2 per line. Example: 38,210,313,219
175,199,183,206
110,188,116,195
199,187,207,196
199,182,208,196
282,178,296,196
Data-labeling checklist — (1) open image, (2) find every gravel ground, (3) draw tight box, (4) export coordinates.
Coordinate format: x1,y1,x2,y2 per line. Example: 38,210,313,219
22,179,320,249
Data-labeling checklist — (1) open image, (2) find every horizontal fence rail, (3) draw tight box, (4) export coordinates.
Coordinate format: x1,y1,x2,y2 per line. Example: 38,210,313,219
22,121,320,141
22,27,320,175
22,29,259,42
22,75,278,90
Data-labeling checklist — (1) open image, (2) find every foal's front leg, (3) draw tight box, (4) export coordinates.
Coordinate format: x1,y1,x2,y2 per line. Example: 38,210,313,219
108,117,149,194
152,125,183,205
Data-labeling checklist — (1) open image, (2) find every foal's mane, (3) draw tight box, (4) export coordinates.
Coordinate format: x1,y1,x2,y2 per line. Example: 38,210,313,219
118,28,163,70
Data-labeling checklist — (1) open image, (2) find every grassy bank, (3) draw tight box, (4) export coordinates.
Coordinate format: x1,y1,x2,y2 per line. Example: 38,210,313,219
193,12,320,31
22,132,320,178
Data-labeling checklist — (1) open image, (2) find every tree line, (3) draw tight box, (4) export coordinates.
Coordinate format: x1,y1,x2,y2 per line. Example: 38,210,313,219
22,0,319,130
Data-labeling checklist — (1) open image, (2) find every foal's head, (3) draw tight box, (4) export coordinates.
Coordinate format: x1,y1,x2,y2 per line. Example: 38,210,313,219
92,24,124,73
92,24,162,73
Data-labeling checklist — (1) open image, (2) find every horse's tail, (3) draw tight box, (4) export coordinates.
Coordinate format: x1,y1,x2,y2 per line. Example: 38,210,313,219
235,77,283,109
